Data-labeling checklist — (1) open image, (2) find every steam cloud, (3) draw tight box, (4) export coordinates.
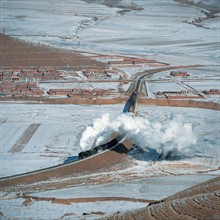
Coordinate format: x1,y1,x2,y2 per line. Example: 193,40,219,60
80,113,197,155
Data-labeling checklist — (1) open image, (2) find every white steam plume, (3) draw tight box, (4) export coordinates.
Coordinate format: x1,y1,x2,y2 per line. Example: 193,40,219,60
80,113,197,155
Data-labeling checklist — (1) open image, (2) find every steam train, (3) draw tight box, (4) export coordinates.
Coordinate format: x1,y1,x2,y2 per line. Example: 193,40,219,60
78,138,118,159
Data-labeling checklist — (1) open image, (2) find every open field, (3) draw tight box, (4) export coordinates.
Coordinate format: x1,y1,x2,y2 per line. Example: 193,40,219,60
1,103,219,178
0,103,219,219
0,0,219,219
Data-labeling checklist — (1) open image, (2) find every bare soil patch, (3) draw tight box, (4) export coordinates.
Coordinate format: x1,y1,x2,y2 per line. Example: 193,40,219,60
0,34,106,70
104,176,220,220
21,195,153,205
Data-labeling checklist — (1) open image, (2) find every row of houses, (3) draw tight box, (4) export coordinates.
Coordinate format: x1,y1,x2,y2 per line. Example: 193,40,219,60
0,80,44,96
0,68,63,82
156,88,220,99
82,69,119,79
170,71,190,77
203,89,220,95
47,88,109,97
108,58,156,65
156,90,203,99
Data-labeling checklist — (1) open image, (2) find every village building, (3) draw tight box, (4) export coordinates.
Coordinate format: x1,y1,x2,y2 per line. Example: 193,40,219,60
203,89,220,95
82,69,110,79
108,58,156,65
0,80,44,97
0,68,63,82
47,89,73,96
170,71,190,77
12,69,22,75
156,90,203,99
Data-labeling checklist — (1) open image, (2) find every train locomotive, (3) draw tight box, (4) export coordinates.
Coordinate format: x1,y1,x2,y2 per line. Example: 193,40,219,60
78,138,118,159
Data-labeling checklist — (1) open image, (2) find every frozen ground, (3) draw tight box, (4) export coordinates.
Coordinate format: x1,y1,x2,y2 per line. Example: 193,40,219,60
149,65,220,80
0,174,217,219
38,81,121,93
0,103,219,219
31,174,215,201
185,80,220,90
1,0,219,65
0,103,219,177
0,1,219,219
0,103,122,177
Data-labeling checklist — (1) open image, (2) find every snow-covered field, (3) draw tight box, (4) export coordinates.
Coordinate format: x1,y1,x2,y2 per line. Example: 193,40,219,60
0,102,219,220
0,103,122,177
0,97,219,219
186,80,220,91
39,81,124,92
0,174,215,219
1,0,219,65
0,0,219,219
147,82,186,93
0,103,219,177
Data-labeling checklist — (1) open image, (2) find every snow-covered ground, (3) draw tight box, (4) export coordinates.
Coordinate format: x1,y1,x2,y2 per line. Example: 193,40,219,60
147,82,186,93
0,102,219,219
0,103,122,177
150,66,220,80
38,81,122,92
0,103,219,177
186,80,220,91
0,199,147,220
31,174,215,201
1,0,219,65
0,1,219,219
0,174,217,219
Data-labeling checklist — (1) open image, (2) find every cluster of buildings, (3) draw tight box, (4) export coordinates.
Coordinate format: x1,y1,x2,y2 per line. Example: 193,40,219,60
154,71,220,99
47,88,109,97
203,89,220,95
0,67,63,97
0,68,63,82
82,69,119,79
170,71,190,77
156,90,203,99
108,58,156,65
0,81,44,97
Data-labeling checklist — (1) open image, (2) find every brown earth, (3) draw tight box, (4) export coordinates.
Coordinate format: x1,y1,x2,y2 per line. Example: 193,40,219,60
21,195,153,205
103,176,220,220
1,96,219,111
0,143,134,192
0,34,106,70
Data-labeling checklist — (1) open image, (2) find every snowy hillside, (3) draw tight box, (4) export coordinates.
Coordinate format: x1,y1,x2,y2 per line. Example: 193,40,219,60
1,0,219,65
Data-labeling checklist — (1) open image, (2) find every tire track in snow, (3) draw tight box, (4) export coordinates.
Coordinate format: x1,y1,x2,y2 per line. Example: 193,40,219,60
9,124,41,153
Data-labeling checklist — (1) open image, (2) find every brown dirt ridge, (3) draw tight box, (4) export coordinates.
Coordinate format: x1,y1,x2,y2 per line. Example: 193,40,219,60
0,143,134,192
102,176,220,220
21,195,153,205
0,33,106,70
